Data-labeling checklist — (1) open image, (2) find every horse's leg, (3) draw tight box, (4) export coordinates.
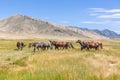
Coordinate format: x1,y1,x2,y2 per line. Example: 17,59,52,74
62,46,64,49
17,45,20,50
81,47,83,51
34,47,36,52
86,46,89,50
17,46,19,50
37,47,39,51
70,43,74,48
50,46,53,50
21,47,23,51
95,47,97,50
94,45,98,50
47,46,49,50
101,44,103,49
55,46,59,50
55,46,57,50
65,44,68,49
43,46,46,50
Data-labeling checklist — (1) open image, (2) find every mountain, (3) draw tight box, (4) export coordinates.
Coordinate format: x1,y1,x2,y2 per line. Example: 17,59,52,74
93,29,120,38
0,14,108,39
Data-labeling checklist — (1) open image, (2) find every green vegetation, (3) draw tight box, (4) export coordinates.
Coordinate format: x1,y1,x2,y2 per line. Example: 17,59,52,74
0,39,120,80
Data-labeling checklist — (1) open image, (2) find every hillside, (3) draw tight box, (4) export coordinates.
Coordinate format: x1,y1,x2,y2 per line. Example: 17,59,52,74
0,14,108,39
93,29,120,38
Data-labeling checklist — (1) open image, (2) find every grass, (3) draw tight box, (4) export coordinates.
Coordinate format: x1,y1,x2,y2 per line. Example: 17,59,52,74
0,39,120,80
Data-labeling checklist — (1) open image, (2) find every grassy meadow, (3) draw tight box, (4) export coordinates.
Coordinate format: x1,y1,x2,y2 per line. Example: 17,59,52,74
0,39,120,80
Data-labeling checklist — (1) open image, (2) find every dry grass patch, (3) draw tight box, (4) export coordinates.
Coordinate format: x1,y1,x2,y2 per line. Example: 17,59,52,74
86,54,120,77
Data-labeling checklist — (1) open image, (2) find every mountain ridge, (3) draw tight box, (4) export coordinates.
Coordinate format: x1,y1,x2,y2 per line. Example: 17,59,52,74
0,14,113,39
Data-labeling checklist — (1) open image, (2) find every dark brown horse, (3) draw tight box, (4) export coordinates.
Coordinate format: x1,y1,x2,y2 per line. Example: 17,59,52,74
76,40,102,50
49,40,74,49
16,42,25,50
76,40,89,50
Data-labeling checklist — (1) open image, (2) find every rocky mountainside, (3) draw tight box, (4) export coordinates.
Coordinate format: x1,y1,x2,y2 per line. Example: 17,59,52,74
93,29,120,38
0,14,108,39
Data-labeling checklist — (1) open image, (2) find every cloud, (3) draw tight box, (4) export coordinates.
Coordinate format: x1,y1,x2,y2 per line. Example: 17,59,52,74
89,8,120,19
89,8,120,13
61,20,69,24
44,16,50,19
98,14,120,18
90,13,99,16
81,20,120,25
81,21,102,24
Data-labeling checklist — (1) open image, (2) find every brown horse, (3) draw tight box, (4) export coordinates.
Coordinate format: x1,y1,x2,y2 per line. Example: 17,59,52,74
16,42,25,51
95,41,103,49
76,40,102,50
87,41,99,50
49,40,74,49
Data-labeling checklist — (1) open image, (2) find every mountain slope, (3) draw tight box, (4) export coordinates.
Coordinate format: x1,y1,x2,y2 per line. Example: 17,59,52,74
0,14,108,39
93,29,120,38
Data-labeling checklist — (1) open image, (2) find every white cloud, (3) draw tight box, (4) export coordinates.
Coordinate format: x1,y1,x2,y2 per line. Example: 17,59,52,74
98,14,120,18
81,20,120,25
81,21,101,24
61,20,69,24
89,8,106,12
44,16,50,19
89,8,120,13
89,8,120,19
90,14,99,16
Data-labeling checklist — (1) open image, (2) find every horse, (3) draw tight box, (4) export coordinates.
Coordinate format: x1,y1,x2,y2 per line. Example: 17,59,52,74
49,40,74,49
87,41,100,50
76,40,89,50
28,42,52,52
16,42,25,51
95,41,103,49
76,40,100,50
66,42,74,49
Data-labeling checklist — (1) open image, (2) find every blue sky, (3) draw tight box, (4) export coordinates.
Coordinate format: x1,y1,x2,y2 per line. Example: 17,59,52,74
0,0,120,34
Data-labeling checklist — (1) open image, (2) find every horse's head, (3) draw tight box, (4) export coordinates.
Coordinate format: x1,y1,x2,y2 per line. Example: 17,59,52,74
49,40,56,45
49,40,52,42
76,40,81,43
28,43,33,48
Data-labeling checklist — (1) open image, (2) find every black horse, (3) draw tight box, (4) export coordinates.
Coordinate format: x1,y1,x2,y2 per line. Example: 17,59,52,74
76,40,89,50
16,42,25,51
28,42,52,52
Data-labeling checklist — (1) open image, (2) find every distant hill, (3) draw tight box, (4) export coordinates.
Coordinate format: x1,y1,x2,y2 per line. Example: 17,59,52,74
93,29,120,38
74,27,120,38
0,14,108,39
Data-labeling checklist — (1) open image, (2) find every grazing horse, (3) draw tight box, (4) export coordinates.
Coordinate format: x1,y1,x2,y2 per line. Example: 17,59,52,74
76,40,100,50
16,42,25,50
28,42,52,52
49,40,74,49
76,40,89,50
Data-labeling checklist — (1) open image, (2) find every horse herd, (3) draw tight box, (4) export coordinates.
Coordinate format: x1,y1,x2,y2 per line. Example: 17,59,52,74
16,40,103,52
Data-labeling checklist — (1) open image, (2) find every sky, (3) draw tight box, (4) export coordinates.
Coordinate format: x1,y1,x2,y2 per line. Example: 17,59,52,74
0,0,120,34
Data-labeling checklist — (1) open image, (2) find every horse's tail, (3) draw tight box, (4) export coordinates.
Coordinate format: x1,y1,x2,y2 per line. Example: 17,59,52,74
70,42,74,48
100,43,103,49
